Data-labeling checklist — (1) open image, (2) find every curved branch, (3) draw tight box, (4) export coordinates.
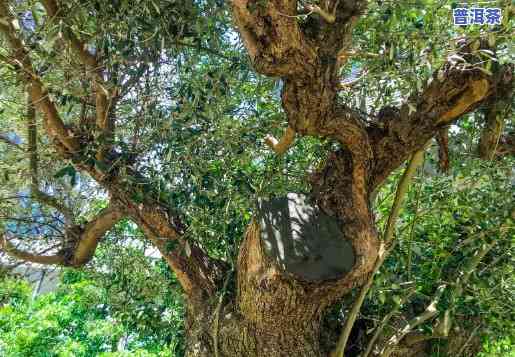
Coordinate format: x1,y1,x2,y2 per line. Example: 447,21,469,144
40,0,97,69
381,237,499,356
231,0,317,77
41,0,113,161
0,1,79,153
333,146,426,357
0,205,124,267
264,126,296,154
231,0,371,171
68,205,124,266
368,42,513,189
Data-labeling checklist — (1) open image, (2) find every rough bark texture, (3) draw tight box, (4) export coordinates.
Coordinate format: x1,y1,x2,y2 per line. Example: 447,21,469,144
185,214,376,357
179,1,512,354
181,146,380,356
1,0,513,356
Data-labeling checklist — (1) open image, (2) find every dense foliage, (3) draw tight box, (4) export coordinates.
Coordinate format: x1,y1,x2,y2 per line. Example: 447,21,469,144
1,256,185,356
2,155,513,356
0,0,513,356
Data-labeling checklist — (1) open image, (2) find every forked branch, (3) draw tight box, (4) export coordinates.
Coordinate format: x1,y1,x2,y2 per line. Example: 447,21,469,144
368,42,513,189
0,204,124,267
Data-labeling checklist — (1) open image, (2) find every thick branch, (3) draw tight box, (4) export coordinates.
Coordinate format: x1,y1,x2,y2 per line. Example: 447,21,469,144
0,235,65,265
122,201,227,308
0,205,123,267
264,125,296,154
231,0,371,174
41,0,113,160
0,2,79,153
231,0,317,77
333,147,426,357
69,205,124,266
368,43,513,189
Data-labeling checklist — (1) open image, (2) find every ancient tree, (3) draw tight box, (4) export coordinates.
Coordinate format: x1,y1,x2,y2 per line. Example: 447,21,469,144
0,0,512,356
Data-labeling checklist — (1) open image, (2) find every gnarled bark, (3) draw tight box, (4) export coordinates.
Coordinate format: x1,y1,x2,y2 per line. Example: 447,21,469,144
1,1,513,355
182,146,379,356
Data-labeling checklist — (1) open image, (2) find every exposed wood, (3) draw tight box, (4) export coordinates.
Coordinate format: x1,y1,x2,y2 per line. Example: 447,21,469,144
438,79,489,123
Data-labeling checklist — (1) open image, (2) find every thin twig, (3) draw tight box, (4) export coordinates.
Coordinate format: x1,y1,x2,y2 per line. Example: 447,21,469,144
362,288,417,357
456,325,480,356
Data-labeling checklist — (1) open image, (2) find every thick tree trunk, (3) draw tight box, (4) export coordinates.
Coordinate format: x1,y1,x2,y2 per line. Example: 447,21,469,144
184,220,375,357
183,222,332,357
184,149,379,357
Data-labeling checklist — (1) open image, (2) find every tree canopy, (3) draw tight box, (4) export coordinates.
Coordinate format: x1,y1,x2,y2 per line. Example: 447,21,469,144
0,0,513,356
